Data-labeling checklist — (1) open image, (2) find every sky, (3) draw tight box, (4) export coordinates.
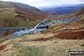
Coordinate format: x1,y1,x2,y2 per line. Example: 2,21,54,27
1,0,84,7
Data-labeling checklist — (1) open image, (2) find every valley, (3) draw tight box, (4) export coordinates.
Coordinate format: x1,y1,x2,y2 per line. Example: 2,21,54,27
0,1,84,56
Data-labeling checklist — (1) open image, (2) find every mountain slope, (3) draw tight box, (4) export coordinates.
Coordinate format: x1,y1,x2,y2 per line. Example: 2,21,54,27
0,1,48,36
0,1,47,20
0,2,84,56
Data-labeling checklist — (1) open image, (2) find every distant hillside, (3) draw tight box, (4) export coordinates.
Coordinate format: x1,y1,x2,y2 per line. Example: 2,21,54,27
47,7,84,20
74,8,84,16
40,4,84,15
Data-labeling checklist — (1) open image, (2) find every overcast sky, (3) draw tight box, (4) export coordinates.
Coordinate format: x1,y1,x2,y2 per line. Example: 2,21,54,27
1,0,84,7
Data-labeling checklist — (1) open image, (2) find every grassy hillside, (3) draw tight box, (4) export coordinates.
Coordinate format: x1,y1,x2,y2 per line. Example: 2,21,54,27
0,1,84,56
47,8,84,39
0,1,47,28
0,8,84,56
0,1,48,36
0,8,43,36
0,35,84,56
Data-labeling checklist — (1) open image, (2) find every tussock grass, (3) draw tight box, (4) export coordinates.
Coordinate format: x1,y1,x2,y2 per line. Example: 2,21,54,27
11,43,46,56
80,42,84,47
0,35,84,56
22,33,54,41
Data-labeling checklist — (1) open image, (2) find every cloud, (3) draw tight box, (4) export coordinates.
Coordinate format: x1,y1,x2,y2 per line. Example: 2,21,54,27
31,0,84,7
2,0,84,7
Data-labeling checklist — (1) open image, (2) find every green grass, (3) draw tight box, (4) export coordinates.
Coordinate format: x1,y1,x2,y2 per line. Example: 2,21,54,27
80,42,84,47
12,43,46,56
0,9,5,12
0,36,9,43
